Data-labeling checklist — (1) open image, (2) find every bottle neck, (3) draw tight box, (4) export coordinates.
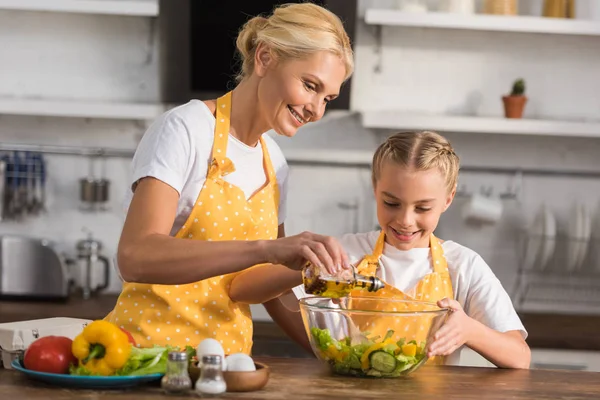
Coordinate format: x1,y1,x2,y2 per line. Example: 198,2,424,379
353,273,385,292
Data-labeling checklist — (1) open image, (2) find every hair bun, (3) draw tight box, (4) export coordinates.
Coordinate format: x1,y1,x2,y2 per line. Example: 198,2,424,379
236,16,269,62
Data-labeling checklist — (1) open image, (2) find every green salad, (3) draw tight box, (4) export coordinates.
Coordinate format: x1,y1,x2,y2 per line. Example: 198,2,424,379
310,327,427,378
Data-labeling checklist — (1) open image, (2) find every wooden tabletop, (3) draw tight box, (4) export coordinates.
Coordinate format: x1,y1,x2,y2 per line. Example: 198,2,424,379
1,294,600,351
1,357,600,399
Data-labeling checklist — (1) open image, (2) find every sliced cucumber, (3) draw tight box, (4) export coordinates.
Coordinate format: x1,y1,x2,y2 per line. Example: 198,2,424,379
369,351,397,373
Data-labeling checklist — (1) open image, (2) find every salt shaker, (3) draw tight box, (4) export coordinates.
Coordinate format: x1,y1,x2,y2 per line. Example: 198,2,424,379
161,351,192,394
195,355,227,397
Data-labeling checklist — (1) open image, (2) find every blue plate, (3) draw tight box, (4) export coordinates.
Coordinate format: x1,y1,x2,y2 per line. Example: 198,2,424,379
11,360,163,389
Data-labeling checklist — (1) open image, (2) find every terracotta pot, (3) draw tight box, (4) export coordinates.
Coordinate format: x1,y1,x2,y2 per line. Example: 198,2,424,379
502,95,527,119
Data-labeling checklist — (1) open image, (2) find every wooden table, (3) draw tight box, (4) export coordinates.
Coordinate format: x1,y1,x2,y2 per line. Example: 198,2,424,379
1,294,600,351
1,357,600,399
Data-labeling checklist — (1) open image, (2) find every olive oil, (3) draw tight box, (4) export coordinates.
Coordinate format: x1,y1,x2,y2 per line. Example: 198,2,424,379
302,263,384,298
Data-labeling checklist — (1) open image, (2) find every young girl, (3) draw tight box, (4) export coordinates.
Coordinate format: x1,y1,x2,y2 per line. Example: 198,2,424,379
230,131,531,369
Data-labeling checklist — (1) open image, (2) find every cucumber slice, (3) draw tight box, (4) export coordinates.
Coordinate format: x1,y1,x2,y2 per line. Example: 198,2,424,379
369,351,397,373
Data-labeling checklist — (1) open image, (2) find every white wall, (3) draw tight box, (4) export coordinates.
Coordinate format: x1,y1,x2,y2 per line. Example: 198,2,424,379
1,3,600,317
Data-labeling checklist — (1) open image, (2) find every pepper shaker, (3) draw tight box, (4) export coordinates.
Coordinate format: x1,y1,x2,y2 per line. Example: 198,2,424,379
195,355,227,397
161,351,192,394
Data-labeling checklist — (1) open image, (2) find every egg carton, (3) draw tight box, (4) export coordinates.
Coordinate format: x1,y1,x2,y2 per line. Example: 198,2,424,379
0,318,90,370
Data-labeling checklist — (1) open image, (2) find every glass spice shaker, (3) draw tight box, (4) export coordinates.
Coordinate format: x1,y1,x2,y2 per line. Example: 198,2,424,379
161,351,192,395
195,355,227,397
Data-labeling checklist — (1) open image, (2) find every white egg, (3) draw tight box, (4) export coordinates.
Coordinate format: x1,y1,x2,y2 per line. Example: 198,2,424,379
225,353,256,372
196,338,227,370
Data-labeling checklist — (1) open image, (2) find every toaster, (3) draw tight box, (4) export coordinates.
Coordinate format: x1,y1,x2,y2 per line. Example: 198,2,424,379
0,235,70,300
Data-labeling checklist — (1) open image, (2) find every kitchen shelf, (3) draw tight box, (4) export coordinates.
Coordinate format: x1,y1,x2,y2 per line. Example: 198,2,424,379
364,9,600,37
0,0,158,17
0,98,166,120
361,111,600,138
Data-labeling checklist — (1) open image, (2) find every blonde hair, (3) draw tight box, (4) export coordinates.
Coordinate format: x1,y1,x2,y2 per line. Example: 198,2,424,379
235,3,354,82
372,131,460,193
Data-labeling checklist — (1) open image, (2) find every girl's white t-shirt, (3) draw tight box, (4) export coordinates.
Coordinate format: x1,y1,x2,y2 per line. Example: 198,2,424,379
123,100,289,236
293,230,527,366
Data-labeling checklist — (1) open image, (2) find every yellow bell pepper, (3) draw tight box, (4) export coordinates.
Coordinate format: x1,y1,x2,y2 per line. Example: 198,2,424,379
72,320,132,376
401,343,417,357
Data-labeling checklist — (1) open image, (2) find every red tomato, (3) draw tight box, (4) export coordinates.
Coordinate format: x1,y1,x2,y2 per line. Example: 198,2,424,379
23,336,77,374
120,327,136,346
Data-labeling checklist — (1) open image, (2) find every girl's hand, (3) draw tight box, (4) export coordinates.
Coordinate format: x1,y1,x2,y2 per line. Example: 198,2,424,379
427,298,474,357
261,231,350,275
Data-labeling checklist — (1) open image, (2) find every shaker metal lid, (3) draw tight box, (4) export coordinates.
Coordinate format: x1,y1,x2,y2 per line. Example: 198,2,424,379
201,354,223,364
168,351,188,362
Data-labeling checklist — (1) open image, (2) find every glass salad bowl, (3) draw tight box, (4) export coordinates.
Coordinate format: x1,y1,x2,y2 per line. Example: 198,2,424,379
299,296,449,378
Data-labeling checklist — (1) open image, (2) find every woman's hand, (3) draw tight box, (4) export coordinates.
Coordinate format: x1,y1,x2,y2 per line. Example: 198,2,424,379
261,231,350,274
427,298,474,358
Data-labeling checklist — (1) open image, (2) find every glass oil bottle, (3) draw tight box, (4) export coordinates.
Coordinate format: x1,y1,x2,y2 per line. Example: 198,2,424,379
302,262,384,298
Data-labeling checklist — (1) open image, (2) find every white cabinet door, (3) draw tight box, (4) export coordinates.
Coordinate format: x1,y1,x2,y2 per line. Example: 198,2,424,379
530,349,600,372
457,348,600,371
284,165,373,237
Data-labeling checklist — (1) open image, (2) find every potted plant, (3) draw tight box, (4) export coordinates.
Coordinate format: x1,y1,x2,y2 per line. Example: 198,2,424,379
502,78,527,119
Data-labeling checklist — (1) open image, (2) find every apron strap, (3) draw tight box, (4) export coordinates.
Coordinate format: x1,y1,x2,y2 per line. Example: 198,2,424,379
357,232,448,276
207,92,235,178
212,91,232,166
430,234,448,273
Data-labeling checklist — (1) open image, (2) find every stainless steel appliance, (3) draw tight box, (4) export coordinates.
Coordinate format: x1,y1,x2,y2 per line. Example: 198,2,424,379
75,233,110,300
0,235,69,300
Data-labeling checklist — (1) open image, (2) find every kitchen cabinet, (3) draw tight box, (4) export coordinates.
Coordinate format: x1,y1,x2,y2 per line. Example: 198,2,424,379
284,165,374,237
459,347,600,372
531,349,600,372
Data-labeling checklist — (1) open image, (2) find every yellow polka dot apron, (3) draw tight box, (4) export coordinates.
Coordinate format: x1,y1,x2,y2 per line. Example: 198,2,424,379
106,91,279,354
348,231,454,365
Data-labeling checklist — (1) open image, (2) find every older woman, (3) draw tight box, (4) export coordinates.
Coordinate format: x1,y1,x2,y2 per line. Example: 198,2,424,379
105,3,354,354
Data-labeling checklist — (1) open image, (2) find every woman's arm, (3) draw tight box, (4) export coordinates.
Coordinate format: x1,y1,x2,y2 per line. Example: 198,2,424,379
118,178,348,284
229,224,303,303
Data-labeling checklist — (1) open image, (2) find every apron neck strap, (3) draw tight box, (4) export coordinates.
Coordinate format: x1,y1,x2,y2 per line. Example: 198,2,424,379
212,91,232,164
357,231,448,275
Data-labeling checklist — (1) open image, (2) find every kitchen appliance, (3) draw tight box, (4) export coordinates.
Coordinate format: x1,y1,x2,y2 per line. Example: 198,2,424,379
75,232,110,300
0,317,90,369
159,0,356,111
0,235,70,300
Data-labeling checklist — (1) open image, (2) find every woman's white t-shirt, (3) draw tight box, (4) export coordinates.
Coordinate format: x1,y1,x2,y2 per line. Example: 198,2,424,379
123,100,290,236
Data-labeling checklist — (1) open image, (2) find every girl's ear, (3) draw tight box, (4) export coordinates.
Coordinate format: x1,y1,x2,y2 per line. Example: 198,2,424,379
443,185,457,212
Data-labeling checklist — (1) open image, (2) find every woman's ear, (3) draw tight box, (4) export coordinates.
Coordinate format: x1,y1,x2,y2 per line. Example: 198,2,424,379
254,42,274,77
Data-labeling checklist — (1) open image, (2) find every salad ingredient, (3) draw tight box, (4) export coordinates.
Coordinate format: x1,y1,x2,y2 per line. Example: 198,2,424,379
71,320,131,376
196,338,227,370
310,327,427,377
23,336,77,374
119,327,137,346
225,353,256,372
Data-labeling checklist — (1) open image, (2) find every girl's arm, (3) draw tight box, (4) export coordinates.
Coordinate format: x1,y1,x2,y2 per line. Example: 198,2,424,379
117,178,347,284
263,293,313,354
428,298,531,369
229,224,312,352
